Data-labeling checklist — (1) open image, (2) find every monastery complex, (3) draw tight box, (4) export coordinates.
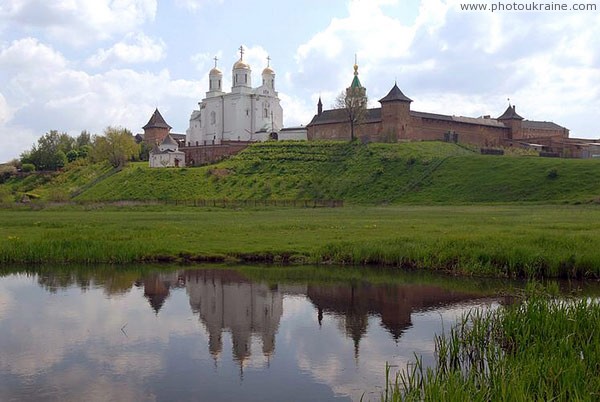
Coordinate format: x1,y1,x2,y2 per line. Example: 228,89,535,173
143,48,599,167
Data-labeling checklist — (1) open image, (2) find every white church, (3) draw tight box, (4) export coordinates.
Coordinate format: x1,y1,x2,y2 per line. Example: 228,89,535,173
186,47,292,146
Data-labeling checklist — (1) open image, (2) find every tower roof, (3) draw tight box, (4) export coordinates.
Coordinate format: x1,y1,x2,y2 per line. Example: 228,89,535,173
350,62,362,89
262,55,275,75
379,83,412,103
497,104,524,120
143,108,172,130
233,45,250,70
210,56,222,75
161,134,178,147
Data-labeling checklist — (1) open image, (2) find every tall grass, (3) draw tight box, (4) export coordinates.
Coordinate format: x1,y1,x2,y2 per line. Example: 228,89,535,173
1,205,600,278
382,284,600,401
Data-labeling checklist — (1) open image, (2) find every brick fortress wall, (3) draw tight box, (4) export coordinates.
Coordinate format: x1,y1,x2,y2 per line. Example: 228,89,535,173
182,141,251,166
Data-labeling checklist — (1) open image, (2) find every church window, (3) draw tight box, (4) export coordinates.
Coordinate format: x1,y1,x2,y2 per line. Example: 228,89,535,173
210,111,216,125
218,79,221,88
244,74,247,84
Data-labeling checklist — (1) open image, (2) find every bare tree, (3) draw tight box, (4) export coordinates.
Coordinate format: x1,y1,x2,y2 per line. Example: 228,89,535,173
334,87,368,141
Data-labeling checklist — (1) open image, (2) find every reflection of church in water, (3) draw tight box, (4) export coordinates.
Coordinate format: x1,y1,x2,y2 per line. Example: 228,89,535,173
306,283,478,358
185,270,283,365
137,269,482,363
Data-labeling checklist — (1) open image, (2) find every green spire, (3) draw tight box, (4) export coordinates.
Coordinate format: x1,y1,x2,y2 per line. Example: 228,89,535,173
350,55,362,89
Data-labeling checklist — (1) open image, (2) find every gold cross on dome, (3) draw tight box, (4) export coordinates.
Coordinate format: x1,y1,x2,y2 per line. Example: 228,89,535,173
239,45,244,60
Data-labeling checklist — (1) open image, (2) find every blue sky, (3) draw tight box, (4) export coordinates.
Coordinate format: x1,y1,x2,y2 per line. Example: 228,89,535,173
1,0,599,162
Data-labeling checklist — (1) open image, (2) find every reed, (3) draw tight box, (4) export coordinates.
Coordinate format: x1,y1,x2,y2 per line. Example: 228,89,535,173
382,284,600,401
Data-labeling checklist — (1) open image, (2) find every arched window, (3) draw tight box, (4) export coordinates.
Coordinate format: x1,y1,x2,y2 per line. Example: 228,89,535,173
244,74,247,84
210,111,216,125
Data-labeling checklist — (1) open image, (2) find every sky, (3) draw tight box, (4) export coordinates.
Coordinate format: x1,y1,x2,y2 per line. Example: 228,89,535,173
1,0,599,162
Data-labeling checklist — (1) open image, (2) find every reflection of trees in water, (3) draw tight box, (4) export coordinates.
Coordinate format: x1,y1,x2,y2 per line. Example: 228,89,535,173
33,268,142,295
307,283,479,358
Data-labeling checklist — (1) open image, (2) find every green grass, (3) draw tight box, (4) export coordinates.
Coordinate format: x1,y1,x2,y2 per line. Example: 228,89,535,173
1,204,600,278
73,141,472,203
5,141,600,205
384,284,600,401
1,160,114,202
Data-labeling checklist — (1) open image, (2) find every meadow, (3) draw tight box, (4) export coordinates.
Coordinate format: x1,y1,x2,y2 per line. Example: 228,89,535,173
1,204,599,278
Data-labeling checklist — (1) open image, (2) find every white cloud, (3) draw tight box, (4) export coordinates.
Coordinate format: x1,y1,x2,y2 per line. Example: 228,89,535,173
0,0,157,45
86,33,166,67
0,93,13,125
0,37,67,74
174,0,223,12
0,38,203,162
279,93,313,128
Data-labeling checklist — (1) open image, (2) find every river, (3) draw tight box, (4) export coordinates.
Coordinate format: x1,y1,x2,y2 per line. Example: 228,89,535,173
0,265,592,401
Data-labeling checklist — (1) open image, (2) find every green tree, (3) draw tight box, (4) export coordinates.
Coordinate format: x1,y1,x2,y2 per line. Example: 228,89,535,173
22,130,70,171
91,127,139,167
76,130,92,148
66,149,79,163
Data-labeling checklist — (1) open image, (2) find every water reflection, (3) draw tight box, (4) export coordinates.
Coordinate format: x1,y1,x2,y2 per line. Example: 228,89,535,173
1,265,584,401
186,270,283,364
307,283,479,357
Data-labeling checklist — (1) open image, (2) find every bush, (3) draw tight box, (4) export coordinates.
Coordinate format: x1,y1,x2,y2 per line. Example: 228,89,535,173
21,163,36,173
0,164,17,183
547,168,559,179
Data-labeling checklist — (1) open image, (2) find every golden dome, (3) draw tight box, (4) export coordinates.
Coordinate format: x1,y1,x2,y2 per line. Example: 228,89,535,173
233,59,250,70
209,67,222,75
262,66,275,75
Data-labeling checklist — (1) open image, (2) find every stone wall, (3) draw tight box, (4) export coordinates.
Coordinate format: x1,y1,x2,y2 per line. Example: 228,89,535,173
521,127,569,140
143,127,169,145
182,141,251,166
308,114,510,146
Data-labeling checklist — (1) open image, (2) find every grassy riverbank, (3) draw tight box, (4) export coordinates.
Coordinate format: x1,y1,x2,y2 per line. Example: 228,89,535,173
1,204,599,278
385,286,600,401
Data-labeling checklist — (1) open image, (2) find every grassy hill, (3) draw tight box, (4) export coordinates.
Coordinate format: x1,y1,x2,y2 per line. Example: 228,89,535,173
4,141,600,204
75,141,473,203
0,160,115,202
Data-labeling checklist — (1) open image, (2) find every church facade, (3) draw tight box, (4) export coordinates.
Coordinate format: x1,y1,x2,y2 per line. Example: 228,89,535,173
307,64,569,147
186,48,283,146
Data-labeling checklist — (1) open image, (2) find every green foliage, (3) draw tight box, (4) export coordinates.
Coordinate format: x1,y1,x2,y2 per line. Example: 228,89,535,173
0,164,18,182
2,161,112,202
66,149,79,163
21,130,71,171
547,167,558,179
91,127,139,167
76,130,92,148
21,163,35,173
